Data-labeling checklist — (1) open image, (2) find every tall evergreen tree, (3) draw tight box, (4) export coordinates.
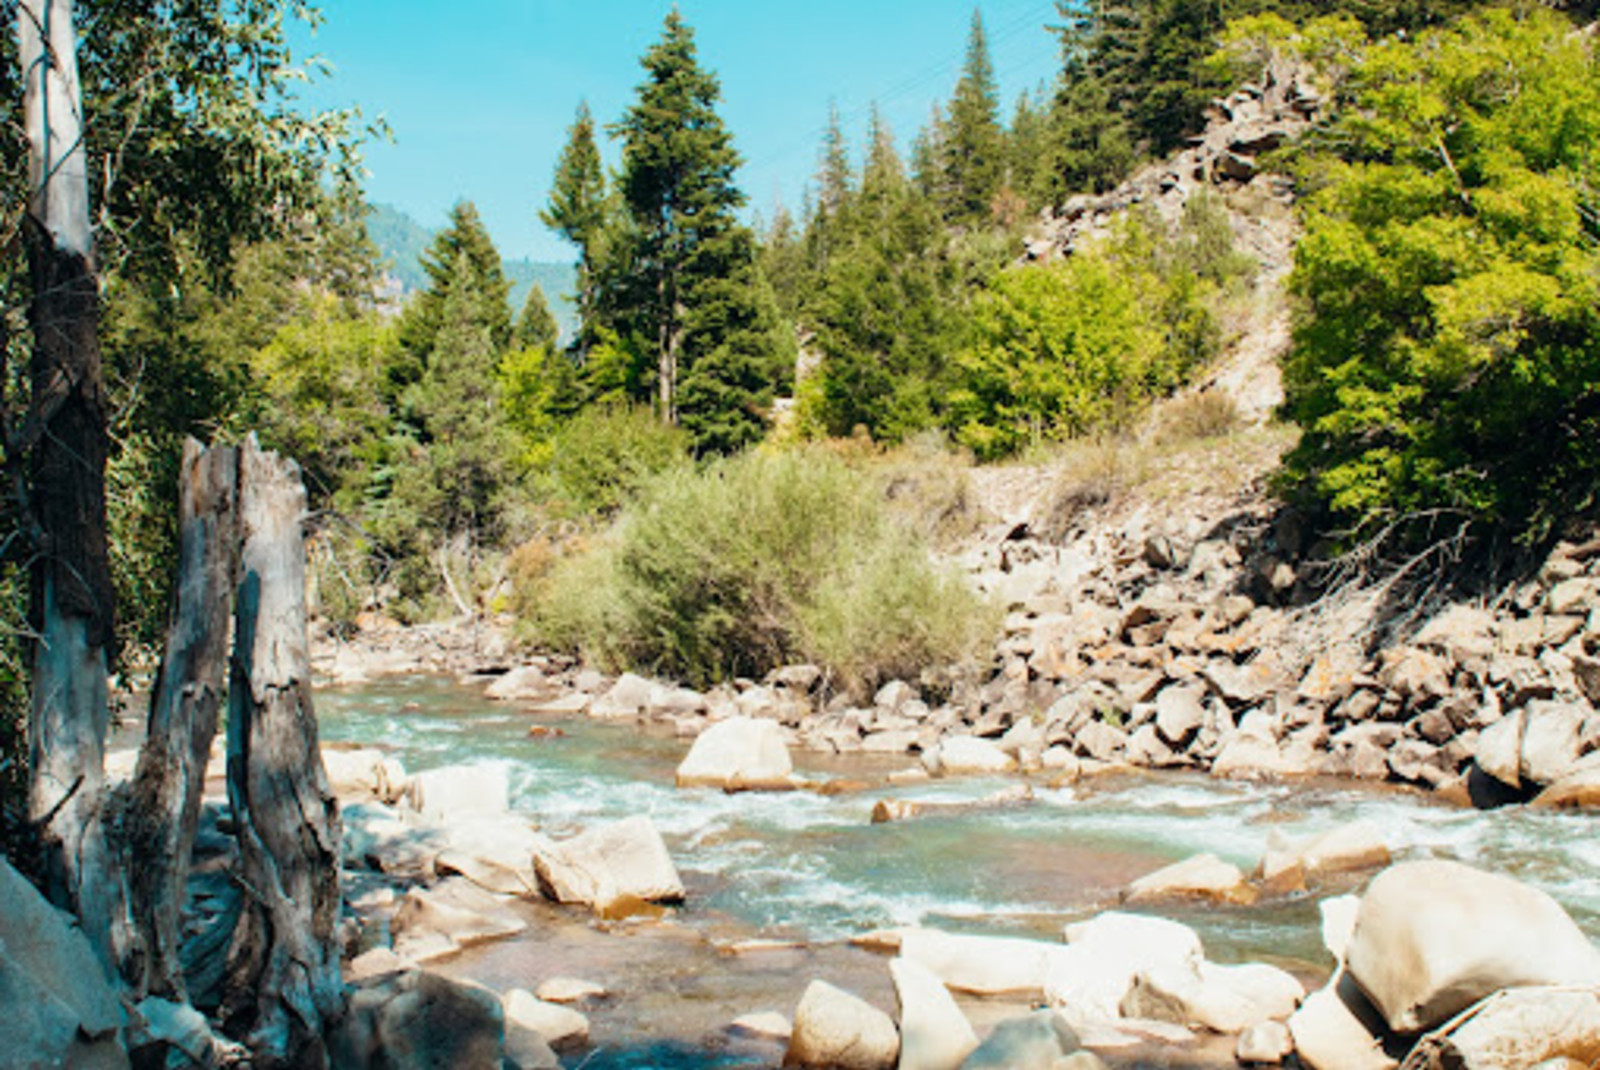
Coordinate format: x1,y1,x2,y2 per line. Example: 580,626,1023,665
611,10,788,452
817,101,854,220
943,9,1005,223
515,282,560,353
393,201,511,397
540,102,609,341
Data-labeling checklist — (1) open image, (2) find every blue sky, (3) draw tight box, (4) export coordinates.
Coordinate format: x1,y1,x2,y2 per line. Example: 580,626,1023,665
293,1,1062,263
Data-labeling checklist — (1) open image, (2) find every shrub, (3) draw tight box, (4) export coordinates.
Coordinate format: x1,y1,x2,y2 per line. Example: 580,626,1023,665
536,404,689,520
524,447,995,694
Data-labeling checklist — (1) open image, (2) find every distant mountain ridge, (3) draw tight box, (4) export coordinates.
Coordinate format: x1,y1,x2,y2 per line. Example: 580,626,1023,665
366,202,578,342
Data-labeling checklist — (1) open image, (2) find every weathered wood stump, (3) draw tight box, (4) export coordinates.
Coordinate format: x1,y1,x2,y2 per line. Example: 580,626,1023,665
219,437,344,1066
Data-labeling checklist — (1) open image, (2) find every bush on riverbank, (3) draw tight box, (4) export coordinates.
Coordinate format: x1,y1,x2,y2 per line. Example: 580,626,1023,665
522,447,995,693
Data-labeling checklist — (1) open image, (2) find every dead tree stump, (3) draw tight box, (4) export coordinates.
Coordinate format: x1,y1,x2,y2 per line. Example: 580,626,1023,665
219,437,343,1066
120,440,240,1000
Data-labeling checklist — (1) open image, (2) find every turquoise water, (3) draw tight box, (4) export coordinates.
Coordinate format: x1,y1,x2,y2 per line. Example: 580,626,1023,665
319,676,1600,953
318,676,1600,1066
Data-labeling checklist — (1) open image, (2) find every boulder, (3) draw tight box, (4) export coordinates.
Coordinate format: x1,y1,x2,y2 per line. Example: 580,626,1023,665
732,1011,793,1040
1046,912,1205,1025
1519,700,1589,786
1475,710,1526,789
1286,976,1397,1070
676,716,795,790
405,763,510,822
891,957,979,1070
1125,853,1254,905
1074,720,1129,763
898,929,1057,997
786,979,900,1070
1532,760,1600,810
322,746,407,803
1257,820,1391,887
1345,860,1600,1034
485,665,551,700
435,817,543,896
1154,683,1207,746
1404,986,1600,1070
333,969,504,1070
504,989,590,1051
532,814,685,911
590,671,654,719
958,1010,1080,1070
1122,961,1303,1033
1236,1019,1293,1064
0,855,127,1070
391,878,528,961
1319,895,1362,966
926,735,1017,776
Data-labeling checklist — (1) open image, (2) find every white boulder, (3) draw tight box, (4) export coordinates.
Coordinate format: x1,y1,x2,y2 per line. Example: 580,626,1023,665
891,956,979,1070
898,929,1057,997
926,735,1017,776
786,979,899,1070
675,716,794,790
1045,912,1205,1025
531,814,685,911
405,763,510,822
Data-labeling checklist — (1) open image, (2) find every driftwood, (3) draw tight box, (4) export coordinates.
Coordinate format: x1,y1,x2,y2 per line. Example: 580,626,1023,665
219,437,344,1066
120,441,240,1000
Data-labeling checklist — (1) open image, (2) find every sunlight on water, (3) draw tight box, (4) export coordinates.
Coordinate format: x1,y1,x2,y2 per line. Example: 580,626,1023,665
319,676,1600,967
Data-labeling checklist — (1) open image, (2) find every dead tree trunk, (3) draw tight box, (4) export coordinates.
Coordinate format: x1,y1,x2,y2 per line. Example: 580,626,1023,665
17,0,118,967
119,440,240,1000
220,437,343,1066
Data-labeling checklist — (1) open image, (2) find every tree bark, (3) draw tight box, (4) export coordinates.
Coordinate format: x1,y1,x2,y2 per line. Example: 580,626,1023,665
119,440,240,1001
220,437,343,1067
18,0,118,967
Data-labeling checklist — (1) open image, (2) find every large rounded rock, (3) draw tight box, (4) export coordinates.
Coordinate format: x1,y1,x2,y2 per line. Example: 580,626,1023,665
1345,860,1600,1034
786,979,899,1070
676,716,794,790
891,957,978,1070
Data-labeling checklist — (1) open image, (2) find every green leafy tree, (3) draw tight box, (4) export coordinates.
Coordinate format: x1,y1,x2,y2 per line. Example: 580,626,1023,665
1281,7,1600,542
611,10,789,452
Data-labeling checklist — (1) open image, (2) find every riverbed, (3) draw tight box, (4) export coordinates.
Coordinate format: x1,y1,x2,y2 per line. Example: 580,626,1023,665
319,677,1600,1067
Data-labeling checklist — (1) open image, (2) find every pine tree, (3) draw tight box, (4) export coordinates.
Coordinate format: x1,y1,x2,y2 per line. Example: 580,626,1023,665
611,10,788,452
943,9,1005,223
515,283,560,353
392,201,511,397
817,101,854,220
540,102,609,340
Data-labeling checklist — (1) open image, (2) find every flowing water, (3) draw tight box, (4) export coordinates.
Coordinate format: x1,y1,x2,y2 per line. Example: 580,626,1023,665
320,677,1600,1067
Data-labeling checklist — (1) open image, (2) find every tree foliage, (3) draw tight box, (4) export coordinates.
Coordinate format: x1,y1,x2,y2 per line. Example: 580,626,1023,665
1281,7,1600,541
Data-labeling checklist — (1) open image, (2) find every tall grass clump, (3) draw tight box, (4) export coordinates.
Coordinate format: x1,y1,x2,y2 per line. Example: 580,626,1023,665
526,448,994,694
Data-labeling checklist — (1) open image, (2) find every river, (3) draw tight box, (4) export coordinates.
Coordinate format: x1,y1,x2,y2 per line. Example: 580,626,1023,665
319,677,1600,1068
